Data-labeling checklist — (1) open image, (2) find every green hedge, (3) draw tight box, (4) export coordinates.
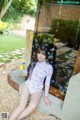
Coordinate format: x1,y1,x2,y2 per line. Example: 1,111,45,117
32,33,54,53
31,33,55,62
49,19,80,49
34,33,54,43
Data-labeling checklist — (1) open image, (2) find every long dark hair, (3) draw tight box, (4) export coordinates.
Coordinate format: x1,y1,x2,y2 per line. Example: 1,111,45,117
27,44,48,76
27,43,57,76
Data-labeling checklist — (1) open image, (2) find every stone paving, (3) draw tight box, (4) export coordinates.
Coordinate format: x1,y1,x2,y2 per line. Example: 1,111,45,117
0,48,25,64
56,47,71,56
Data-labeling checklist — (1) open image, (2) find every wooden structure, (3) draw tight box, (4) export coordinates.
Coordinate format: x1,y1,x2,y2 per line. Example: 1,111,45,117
73,46,80,75
24,30,34,67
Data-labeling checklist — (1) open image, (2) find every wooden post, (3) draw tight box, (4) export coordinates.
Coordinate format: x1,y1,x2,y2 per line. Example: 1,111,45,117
73,46,80,75
24,29,34,67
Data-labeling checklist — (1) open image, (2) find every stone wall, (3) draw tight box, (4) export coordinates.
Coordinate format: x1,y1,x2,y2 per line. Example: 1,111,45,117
36,4,80,32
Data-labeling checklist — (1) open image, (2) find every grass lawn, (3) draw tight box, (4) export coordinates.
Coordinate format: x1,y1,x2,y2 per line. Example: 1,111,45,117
0,34,25,53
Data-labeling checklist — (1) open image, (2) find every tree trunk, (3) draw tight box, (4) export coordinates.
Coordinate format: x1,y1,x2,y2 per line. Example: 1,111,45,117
0,0,13,19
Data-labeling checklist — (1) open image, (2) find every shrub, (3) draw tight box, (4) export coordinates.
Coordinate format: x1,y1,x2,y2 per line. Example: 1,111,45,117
50,19,80,49
0,21,14,35
31,33,57,64
32,33,54,52
0,21,8,33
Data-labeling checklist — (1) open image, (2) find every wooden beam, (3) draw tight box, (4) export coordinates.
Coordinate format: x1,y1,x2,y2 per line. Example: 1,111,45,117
73,46,80,75
24,29,34,68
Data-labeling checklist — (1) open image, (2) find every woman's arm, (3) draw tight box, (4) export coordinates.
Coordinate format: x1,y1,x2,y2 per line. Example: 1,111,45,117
44,65,53,105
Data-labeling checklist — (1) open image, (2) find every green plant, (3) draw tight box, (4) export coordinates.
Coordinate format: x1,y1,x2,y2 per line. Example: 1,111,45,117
38,0,53,4
50,19,80,49
34,33,54,44
0,20,8,32
2,0,37,22
0,20,14,34
32,33,55,62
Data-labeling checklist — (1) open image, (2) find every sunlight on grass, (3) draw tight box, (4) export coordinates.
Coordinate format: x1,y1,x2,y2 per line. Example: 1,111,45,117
0,34,25,53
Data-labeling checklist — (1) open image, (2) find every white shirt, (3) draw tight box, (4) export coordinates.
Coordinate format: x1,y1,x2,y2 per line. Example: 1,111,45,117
25,61,53,96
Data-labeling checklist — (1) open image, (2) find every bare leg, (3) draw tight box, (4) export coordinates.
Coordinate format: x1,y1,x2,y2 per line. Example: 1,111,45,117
17,91,43,120
9,84,30,120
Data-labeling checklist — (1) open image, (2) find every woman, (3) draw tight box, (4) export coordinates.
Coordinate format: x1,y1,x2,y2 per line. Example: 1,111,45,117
9,44,53,120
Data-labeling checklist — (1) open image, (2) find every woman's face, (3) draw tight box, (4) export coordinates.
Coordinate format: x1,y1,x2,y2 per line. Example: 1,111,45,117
37,50,46,62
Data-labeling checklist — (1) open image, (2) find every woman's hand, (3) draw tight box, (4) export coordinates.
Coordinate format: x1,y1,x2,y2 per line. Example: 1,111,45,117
44,96,52,106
